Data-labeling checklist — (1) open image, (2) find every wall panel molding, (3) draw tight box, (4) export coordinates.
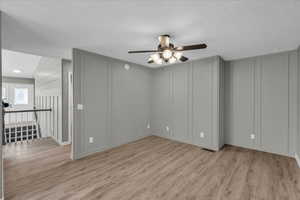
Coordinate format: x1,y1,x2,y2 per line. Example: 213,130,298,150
225,50,298,157
151,56,224,151
73,47,300,159
73,49,152,159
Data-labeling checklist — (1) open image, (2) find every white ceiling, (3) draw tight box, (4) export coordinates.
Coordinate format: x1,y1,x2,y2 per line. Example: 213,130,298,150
1,0,300,67
2,49,41,78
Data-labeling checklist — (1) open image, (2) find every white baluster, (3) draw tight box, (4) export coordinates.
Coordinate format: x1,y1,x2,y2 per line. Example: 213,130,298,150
4,113,7,144
21,112,23,142
26,112,29,142
8,112,11,144
15,113,18,144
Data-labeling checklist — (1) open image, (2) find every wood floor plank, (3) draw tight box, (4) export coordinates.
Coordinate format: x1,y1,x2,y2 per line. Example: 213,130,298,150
4,136,300,200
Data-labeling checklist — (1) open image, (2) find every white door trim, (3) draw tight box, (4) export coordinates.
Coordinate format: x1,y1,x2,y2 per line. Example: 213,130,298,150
68,72,74,159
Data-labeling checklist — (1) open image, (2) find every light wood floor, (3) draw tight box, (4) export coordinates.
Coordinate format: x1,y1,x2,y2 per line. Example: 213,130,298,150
4,136,300,200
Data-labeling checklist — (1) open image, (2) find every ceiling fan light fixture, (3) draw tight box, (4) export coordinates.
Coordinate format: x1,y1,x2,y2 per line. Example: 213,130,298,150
128,34,207,64
174,51,183,59
168,56,177,64
151,53,160,61
154,57,163,65
162,49,173,59
147,57,154,64
159,35,170,47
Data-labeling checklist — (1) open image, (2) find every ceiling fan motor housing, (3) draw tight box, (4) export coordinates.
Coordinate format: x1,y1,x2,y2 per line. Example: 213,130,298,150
158,35,170,48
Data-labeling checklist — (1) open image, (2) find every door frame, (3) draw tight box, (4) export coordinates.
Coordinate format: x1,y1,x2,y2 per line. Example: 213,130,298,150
68,72,74,160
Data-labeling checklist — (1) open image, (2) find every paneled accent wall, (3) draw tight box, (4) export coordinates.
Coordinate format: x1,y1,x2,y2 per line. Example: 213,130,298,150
151,56,225,151
35,96,62,142
73,48,299,159
73,49,152,159
225,50,298,157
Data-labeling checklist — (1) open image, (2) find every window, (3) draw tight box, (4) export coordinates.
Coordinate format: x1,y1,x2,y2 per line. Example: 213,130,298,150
2,87,6,99
14,88,29,105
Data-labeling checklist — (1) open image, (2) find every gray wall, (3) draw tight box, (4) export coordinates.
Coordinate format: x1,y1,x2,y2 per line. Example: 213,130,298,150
224,50,298,157
2,76,34,85
73,47,299,159
73,49,152,159
151,56,224,151
62,59,72,142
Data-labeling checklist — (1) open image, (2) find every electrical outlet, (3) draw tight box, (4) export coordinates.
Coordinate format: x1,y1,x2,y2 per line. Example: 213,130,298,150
166,126,170,132
250,134,255,140
77,104,83,110
89,137,94,143
200,132,205,138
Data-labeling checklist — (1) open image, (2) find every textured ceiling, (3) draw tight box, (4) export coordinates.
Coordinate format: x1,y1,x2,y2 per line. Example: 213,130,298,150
1,0,300,67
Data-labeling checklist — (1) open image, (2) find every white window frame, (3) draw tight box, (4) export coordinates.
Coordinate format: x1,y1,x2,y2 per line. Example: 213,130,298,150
2,86,7,100
14,87,29,105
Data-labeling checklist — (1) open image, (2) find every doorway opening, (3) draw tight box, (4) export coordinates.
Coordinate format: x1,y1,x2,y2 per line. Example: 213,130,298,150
1,49,73,198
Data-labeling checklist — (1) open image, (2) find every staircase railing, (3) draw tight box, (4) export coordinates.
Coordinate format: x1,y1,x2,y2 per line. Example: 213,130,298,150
3,108,52,144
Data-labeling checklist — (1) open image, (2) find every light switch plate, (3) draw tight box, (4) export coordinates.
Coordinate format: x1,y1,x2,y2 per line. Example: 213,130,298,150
77,104,83,110
89,137,94,143
250,134,255,140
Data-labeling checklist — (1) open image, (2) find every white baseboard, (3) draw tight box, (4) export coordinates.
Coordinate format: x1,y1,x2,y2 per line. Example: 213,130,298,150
50,135,71,146
295,153,300,168
50,135,61,145
59,141,71,145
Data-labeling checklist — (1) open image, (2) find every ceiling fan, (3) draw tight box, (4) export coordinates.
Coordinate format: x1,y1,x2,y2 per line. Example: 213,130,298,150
128,35,207,65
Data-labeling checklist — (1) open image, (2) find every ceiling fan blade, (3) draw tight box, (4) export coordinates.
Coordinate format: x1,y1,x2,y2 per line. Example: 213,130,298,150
175,44,207,51
128,50,158,54
180,56,189,62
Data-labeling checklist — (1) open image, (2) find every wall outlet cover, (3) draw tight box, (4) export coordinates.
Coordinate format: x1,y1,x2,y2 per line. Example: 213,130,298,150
89,137,94,143
124,64,130,70
77,104,83,110
166,126,170,132
250,134,255,140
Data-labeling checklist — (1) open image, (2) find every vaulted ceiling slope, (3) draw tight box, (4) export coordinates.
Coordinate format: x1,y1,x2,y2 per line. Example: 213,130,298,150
1,0,300,67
